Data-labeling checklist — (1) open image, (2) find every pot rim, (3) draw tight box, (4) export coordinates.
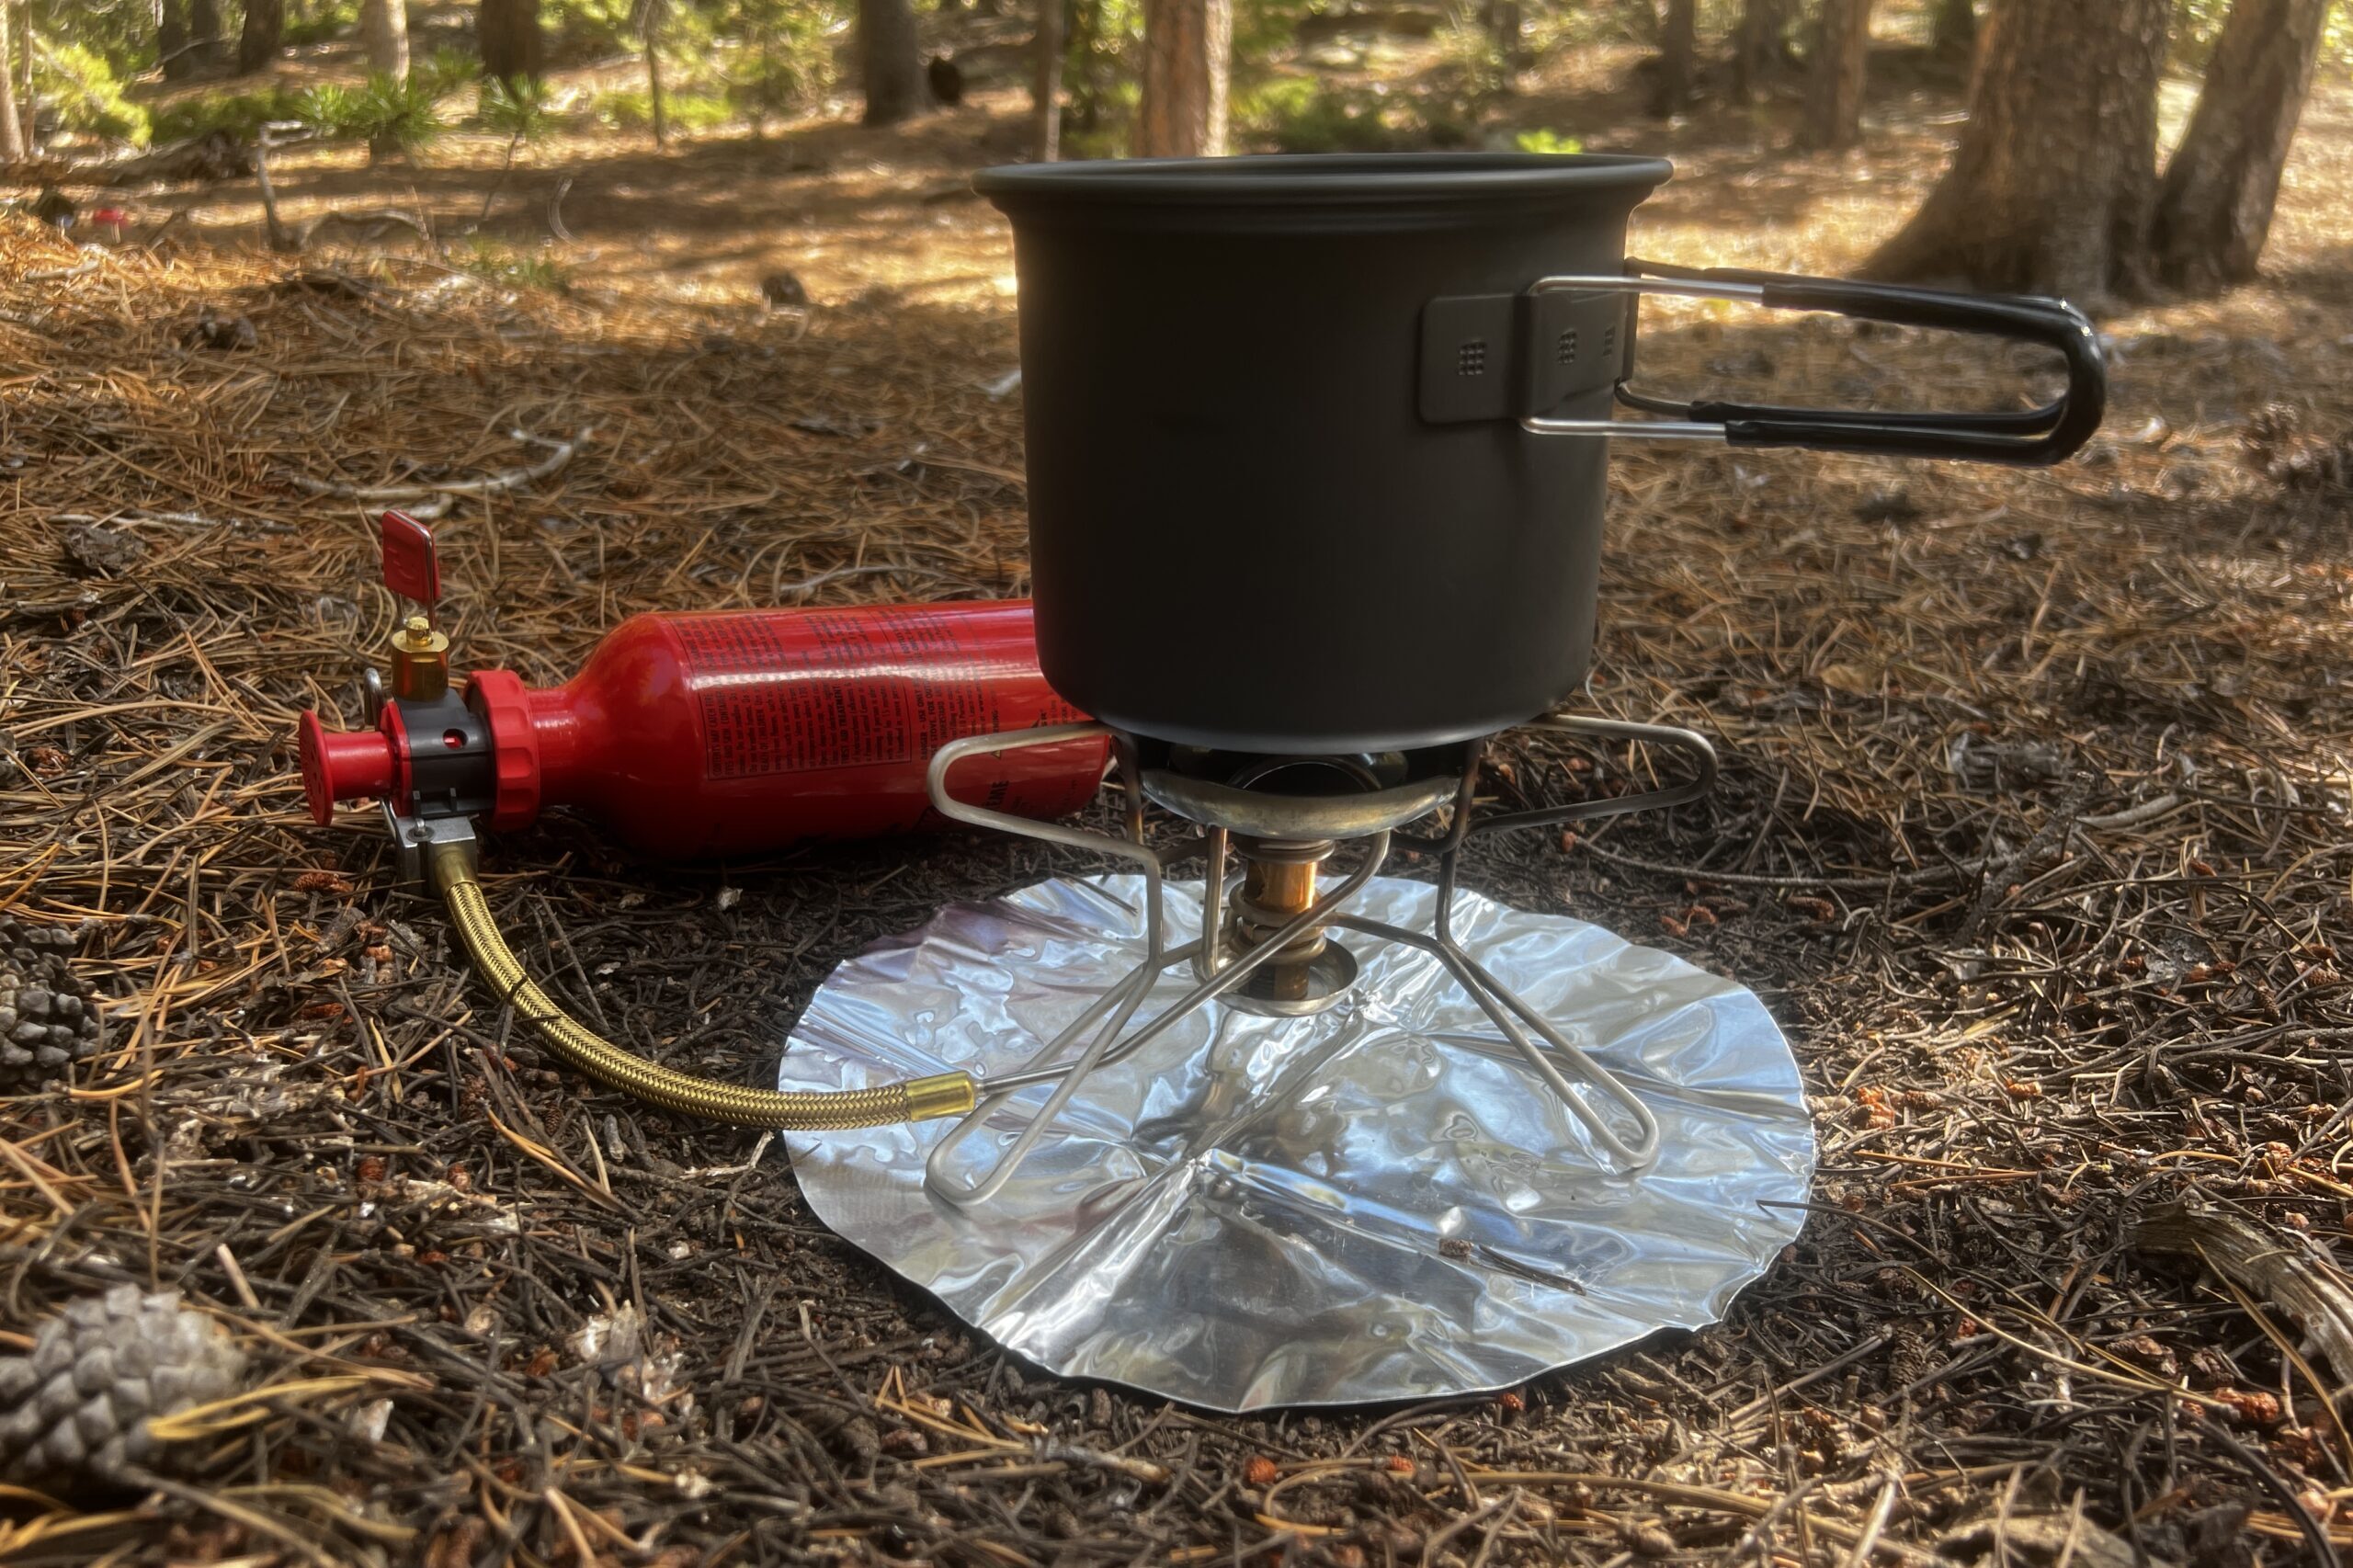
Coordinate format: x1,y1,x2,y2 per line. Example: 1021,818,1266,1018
974,152,1675,208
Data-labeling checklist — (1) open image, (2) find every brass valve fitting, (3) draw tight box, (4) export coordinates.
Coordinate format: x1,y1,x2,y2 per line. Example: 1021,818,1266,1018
389,615,449,703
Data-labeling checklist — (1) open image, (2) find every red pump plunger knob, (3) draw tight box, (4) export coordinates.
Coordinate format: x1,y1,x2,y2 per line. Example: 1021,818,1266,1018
298,710,396,826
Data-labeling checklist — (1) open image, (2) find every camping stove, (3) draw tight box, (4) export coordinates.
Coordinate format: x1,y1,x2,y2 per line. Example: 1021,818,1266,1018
779,710,1810,1411
913,715,1716,1207
767,142,2120,1405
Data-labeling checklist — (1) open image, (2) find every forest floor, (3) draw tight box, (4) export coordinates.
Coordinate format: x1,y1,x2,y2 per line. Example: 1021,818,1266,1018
6,29,2353,1568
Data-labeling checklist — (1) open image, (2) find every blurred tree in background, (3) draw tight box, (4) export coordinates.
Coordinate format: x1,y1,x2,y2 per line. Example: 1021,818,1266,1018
1137,0,1228,153
1,0,2345,300
239,0,287,73
1800,0,1869,149
2151,0,2333,287
1874,0,2341,301
359,0,410,77
479,0,544,82
0,3,21,160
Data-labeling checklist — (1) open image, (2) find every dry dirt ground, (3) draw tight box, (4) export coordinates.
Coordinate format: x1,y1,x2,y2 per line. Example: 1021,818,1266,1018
5,34,2353,1568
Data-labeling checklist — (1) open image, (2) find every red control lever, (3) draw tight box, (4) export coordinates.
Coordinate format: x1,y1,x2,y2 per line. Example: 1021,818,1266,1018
380,510,439,616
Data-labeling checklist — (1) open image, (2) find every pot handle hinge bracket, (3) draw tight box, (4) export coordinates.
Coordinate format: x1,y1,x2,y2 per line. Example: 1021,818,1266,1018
1417,289,1629,426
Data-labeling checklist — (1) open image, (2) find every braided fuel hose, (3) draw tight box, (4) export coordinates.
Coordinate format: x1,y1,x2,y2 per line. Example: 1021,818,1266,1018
428,842,976,1130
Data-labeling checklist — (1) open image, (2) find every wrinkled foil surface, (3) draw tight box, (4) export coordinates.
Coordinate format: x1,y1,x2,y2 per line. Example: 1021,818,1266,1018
779,875,1814,1411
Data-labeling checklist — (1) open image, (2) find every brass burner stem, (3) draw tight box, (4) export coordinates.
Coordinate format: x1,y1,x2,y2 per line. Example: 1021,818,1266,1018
1245,858,1316,922
1233,850,1328,1004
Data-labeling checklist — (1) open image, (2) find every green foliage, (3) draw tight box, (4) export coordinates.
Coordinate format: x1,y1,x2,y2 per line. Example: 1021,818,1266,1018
460,238,574,291
1233,0,1320,66
29,0,155,76
413,49,484,102
2172,0,2353,72
547,0,643,55
149,86,310,146
1515,127,1583,155
721,0,847,128
1063,0,1143,141
283,0,363,49
479,75,559,142
294,52,473,155
589,87,736,132
1234,6,1517,156
33,42,151,145
299,71,451,155
1428,17,1507,112
1237,76,1407,153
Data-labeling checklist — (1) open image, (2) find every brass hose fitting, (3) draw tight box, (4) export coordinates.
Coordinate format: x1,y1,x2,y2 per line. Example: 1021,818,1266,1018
428,842,975,1130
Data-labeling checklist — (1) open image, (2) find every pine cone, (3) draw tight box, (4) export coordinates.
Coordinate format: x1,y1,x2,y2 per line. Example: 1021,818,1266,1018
0,917,105,1092
0,1286,249,1485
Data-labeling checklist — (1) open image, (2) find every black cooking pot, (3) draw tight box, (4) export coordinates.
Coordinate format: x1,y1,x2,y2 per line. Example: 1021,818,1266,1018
976,153,2105,755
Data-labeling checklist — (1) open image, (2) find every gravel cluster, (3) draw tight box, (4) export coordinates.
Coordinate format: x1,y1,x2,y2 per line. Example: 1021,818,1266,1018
0,916,105,1091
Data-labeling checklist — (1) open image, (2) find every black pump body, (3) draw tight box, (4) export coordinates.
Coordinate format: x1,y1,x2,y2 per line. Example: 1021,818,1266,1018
977,153,2105,756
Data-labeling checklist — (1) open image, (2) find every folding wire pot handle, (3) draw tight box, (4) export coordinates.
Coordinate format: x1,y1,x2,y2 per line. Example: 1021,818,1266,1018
1515,260,2108,466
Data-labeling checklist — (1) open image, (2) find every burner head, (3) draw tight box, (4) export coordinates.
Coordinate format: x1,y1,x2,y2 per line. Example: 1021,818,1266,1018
1123,736,1477,1017
1134,737,1469,839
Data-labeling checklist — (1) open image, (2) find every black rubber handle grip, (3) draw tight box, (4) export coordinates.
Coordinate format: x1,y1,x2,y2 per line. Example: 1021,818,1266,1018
1627,260,2108,468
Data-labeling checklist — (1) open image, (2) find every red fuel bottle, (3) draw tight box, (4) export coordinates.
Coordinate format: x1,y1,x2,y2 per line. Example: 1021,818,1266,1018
301,600,1109,858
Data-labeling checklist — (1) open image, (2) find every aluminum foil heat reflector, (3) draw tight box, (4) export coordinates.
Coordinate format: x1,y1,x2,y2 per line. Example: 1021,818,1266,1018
779,875,1815,1412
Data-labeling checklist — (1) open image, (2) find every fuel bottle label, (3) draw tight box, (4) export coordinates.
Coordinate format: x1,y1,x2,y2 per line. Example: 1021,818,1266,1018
673,608,1045,779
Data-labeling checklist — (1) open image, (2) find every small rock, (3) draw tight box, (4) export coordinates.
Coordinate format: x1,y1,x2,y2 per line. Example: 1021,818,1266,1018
183,309,256,351
1855,488,1923,524
758,269,809,309
61,524,144,577
1624,1520,1678,1557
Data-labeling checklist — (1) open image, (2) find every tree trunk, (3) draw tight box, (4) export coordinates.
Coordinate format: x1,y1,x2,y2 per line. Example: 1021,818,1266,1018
0,3,24,164
1136,0,1230,156
1032,0,1063,161
479,0,543,84
189,0,225,66
13,4,30,151
1802,0,1872,150
1731,0,1789,103
360,0,410,78
1931,0,1975,62
1650,0,1695,118
860,0,925,125
2150,0,2328,291
238,0,286,73
160,0,196,81
1485,0,1524,76
1866,0,2169,305
641,0,669,143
